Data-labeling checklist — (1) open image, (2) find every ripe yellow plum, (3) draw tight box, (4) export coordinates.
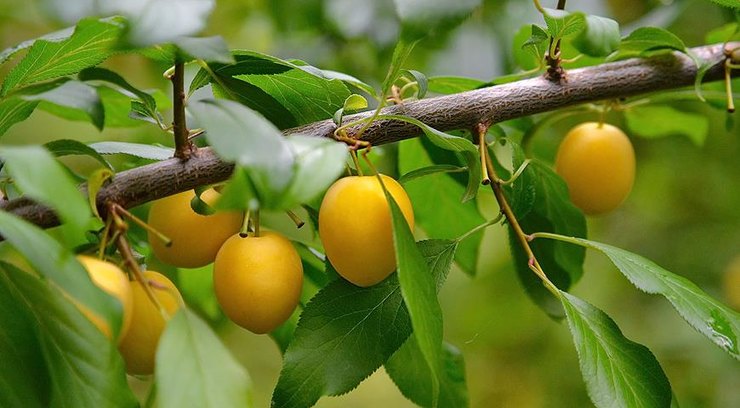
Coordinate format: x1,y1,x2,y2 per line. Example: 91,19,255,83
318,175,414,287
555,122,635,215
76,256,133,342
214,232,303,334
147,189,242,268
117,271,182,375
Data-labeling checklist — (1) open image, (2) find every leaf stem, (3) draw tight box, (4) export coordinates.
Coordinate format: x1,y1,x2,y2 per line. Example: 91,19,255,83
171,62,196,160
113,203,172,246
253,208,260,237
482,134,559,296
456,214,503,243
477,123,491,185
239,209,251,237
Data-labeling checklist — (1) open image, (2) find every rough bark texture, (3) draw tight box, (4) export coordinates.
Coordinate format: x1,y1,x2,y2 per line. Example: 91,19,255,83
1,43,737,231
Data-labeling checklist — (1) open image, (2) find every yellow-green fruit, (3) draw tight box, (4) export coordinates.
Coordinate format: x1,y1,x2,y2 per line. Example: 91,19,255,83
76,256,133,342
555,122,636,215
318,175,414,287
118,271,182,375
147,189,242,268
214,232,303,334
723,255,740,310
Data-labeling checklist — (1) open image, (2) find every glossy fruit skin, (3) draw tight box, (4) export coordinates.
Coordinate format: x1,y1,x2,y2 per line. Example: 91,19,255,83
147,189,242,268
555,122,636,215
213,232,303,334
76,256,133,342
118,271,182,375
318,175,414,287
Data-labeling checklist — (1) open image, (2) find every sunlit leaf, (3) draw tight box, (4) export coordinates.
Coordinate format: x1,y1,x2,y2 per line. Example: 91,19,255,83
157,309,252,408
271,240,456,408
21,80,105,130
0,145,94,241
384,180,443,406
0,262,136,407
0,212,123,339
561,291,672,408
1,17,123,96
0,98,38,137
89,141,174,160
545,236,740,360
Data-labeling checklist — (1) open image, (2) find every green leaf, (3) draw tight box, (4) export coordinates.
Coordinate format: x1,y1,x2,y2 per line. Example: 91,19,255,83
543,9,586,40
0,98,38,137
394,0,481,41
21,80,105,130
210,75,298,129
548,236,740,360
319,70,376,96
90,141,174,160
44,139,112,170
0,262,137,408
609,27,687,60
399,138,484,276
0,25,75,65
625,105,708,146
156,309,252,408
1,17,124,96
508,160,586,318
386,341,468,408
705,22,740,44
704,0,740,9
385,239,460,407
172,36,235,64
381,38,420,97
282,135,347,207
235,68,350,126
333,94,369,126
0,145,93,241
87,168,114,219
124,0,215,46
400,69,428,99
271,239,456,408
78,67,158,116
427,76,486,95
0,212,123,340
399,164,467,184
560,291,672,408
514,24,548,70
573,15,620,57
378,114,480,202
384,177,443,406
0,262,50,408
189,99,294,208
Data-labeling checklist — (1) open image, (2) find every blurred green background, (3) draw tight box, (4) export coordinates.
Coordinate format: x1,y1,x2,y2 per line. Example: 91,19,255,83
1,0,739,406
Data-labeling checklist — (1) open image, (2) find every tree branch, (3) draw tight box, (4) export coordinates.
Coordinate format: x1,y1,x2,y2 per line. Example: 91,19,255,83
1,43,736,232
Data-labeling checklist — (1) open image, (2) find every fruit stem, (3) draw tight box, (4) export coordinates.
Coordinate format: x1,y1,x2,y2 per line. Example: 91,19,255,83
725,59,736,113
286,210,305,229
114,230,169,319
239,209,251,237
98,216,113,259
350,149,363,176
253,209,261,237
477,123,491,185
113,203,172,247
361,149,380,176
481,130,559,296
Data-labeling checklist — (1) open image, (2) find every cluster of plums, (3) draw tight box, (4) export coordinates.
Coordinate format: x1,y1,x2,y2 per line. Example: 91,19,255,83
75,121,634,376
77,173,414,375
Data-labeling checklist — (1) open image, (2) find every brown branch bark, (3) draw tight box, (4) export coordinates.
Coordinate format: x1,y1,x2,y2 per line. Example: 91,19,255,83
1,43,736,232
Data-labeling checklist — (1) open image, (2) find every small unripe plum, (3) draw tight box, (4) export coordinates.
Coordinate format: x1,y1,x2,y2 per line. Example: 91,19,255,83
117,271,182,375
147,189,242,268
555,122,635,215
318,175,414,287
213,232,303,334
76,256,133,342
